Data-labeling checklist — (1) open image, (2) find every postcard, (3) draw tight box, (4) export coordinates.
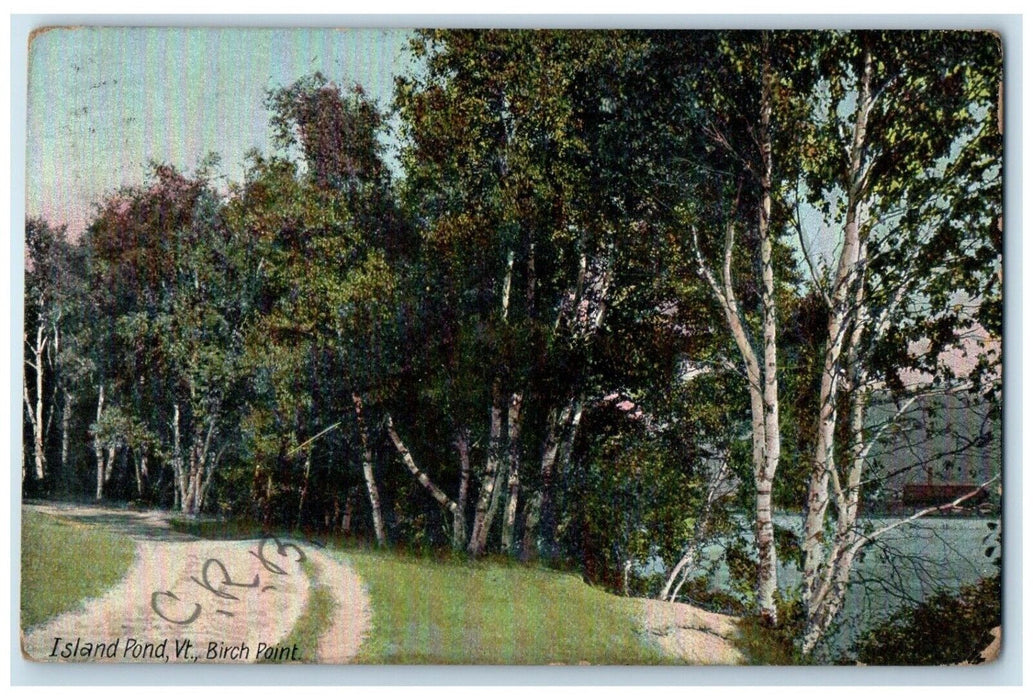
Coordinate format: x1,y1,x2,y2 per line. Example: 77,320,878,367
20,26,1003,666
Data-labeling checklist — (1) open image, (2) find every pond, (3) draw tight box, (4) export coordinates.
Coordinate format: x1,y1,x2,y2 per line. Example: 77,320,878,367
681,514,1000,658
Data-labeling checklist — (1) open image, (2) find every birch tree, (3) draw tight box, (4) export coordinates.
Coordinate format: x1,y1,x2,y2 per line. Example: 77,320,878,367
394,30,684,557
24,218,73,486
677,31,814,624
86,162,252,514
794,30,1002,654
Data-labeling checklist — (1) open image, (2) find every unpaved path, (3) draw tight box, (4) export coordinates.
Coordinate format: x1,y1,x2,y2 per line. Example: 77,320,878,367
639,598,744,664
21,503,371,663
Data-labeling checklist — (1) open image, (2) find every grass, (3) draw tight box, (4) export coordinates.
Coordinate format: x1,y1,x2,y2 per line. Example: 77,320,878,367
167,515,263,540
265,558,337,663
733,614,802,665
345,548,669,665
166,516,681,664
21,509,136,630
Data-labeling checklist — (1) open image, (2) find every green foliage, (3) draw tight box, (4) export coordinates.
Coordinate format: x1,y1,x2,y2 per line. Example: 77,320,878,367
735,596,807,665
24,30,1002,660
852,575,1001,665
565,419,703,592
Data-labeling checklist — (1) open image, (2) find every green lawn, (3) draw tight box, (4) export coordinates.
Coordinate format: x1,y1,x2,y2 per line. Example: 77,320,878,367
20,509,136,630
345,549,669,664
166,518,673,664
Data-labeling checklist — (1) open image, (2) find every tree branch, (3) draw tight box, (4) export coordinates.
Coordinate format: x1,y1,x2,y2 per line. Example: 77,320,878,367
850,475,1000,557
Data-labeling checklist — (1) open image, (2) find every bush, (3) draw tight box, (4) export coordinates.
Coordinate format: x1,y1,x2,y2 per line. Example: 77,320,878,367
852,574,1001,665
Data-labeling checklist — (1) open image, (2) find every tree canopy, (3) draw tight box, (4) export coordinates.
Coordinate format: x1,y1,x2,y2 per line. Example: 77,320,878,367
23,29,1002,660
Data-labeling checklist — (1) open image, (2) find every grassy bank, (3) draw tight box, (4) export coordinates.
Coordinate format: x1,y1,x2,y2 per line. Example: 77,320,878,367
345,549,668,664
166,518,674,664
21,509,136,630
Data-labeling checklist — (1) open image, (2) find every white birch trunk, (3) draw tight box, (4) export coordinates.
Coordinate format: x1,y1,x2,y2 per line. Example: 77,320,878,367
802,47,874,621
802,263,872,653
172,403,184,511
455,430,471,549
23,325,48,482
693,214,777,622
385,414,465,548
469,380,505,556
755,43,780,623
61,391,72,477
501,392,523,553
93,385,105,501
34,325,47,481
482,451,509,550
352,393,387,546
104,445,116,483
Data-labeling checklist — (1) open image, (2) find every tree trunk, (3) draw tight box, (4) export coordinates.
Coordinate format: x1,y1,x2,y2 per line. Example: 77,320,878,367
385,414,464,548
352,393,387,547
133,449,142,496
802,269,872,653
694,216,777,622
660,458,731,602
34,325,47,481
688,37,786,625
536,396,583,559
23,325,48,483
198,443,222,514
297,451,312,529
535,403,569,558
104,445,116,483
469,379,505,556
342,487,357,535
520,492,542,560
93,385,105,501
95,453,105,501
184,446,200,515
178,413,215,516
802,46,874,626
755,41,780,625
172,403,185,511
482,452,509,551
501,392,523,553
455,430,471,550
61,391,72,480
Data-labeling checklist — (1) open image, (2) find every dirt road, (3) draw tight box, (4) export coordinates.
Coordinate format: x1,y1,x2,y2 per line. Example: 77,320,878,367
21,503,371,664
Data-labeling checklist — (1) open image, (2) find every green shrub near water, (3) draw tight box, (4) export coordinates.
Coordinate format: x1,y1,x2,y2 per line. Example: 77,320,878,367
852,575,1001,665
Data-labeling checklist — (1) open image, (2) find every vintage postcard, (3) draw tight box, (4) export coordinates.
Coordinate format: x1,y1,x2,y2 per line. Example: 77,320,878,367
20,26,1003,666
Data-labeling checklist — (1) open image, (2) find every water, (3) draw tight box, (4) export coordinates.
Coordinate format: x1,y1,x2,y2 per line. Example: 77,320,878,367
670,514,1000,658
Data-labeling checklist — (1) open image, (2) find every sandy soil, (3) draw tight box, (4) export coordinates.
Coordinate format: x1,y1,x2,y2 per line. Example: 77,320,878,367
21,503,371,664
307,547,372,663
639,598,744,665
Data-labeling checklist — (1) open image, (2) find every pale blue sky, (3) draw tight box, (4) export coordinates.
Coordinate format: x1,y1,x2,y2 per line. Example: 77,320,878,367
25,26,848,269
26,27,414,236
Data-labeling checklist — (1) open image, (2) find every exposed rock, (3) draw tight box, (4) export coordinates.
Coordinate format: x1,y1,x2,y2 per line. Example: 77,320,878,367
639,598,744,665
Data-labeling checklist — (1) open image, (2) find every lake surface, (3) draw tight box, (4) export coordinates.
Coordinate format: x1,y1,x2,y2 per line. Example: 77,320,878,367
683,514,1000,658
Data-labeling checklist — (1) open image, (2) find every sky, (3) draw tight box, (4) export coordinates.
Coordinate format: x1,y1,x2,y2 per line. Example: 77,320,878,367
27,26,848,268
26,27,414,237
